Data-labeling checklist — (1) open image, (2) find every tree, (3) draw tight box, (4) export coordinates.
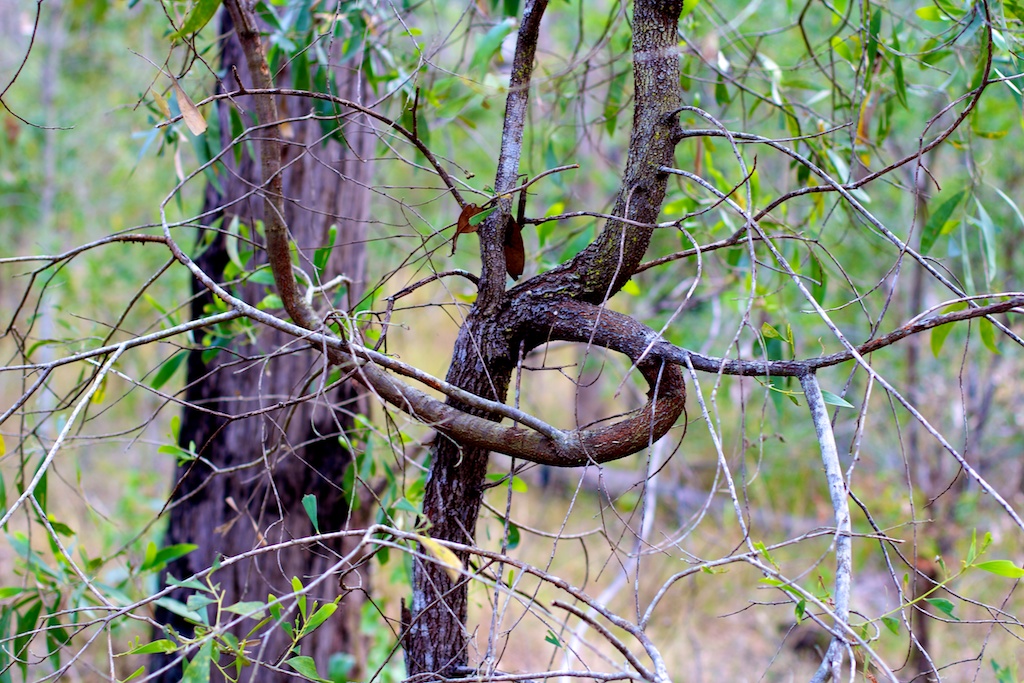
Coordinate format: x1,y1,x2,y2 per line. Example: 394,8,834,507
4,0,1024,681
151,7,374,682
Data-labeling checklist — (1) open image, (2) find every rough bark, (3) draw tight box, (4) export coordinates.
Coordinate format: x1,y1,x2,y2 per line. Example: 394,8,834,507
153,12,373,682
404,1,685,678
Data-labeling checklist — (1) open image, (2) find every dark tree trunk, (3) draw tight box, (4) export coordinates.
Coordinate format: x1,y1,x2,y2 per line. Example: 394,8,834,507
153,12,374,682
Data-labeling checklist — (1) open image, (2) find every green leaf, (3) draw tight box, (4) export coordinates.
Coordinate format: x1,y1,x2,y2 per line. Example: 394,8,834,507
300,601,338,637
142,543,197,571
470,18,516,78
150,350,188,391
312,67,347,146
121,639,178,656
810,252,828,303
14,599,43,664
715,74,730,106
967,529,978,564
925,597,959,620
225,215,245,272
328,652,356,683
171,0,221,39
603,69,629,136
974,560,1024,578
46,515,74,536
268,593,283,624
469,205,497,226
761,322,781,339
915,6,946,21
830,34,861,63
881,615,900,635
292,576,306,618
866,8,882,77
393,497,421,514
993,186,1024,234
182,641,212,683
485,473,528,492
223,601,268,618
1006,0,1024,21
544,630,562,647
971,199,997,285
505,520,520,550
287,655,332,683
248,268,276,286
166,575,207,592
292,48,311,94
920,190,966,255
930,301,967,357
121,665,147,682
302,494,320,534
680,0,699,20
313,225,338,281
978,317,999,355
259,294,283,310
754,541,779,569
969,29,991,91
992,659,1017,683
891,31,907,108
820,390,854,409
154,597,204,625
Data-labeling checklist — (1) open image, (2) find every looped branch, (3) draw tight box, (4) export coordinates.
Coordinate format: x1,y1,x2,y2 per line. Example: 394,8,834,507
353,298,686,467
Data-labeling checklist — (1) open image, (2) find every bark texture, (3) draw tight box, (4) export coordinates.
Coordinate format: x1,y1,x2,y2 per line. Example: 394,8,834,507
153,13,373,682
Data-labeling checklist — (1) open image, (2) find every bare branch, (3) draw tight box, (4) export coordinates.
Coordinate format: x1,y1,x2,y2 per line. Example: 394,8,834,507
801,373,853,682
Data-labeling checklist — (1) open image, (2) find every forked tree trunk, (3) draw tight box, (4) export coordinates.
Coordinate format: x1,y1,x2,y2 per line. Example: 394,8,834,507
153,12,374,682
404,0,685,676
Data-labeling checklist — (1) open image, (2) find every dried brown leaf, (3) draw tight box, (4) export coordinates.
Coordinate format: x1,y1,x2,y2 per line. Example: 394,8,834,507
170,75,207,136
151,87,171,120
451,203,482,254
504,216,524,280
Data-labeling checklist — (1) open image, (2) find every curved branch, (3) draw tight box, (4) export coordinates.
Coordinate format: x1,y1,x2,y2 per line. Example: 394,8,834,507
354,301,686,466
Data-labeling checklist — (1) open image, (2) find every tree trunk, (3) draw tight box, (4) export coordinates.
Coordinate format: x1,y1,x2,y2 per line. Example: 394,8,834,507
404,0,685,677
153,12,374,682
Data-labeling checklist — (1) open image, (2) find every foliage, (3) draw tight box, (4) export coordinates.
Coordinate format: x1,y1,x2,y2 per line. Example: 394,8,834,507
3,0,1024,681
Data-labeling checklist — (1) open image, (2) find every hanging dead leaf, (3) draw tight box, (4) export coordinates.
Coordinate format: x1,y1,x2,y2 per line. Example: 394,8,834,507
151,87,171,120
503,215,524,280
417,534,463,582
450,203,482,254
170,74,208,136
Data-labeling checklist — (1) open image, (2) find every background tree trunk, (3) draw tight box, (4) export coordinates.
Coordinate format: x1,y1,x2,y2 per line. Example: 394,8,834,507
153,12,374,682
